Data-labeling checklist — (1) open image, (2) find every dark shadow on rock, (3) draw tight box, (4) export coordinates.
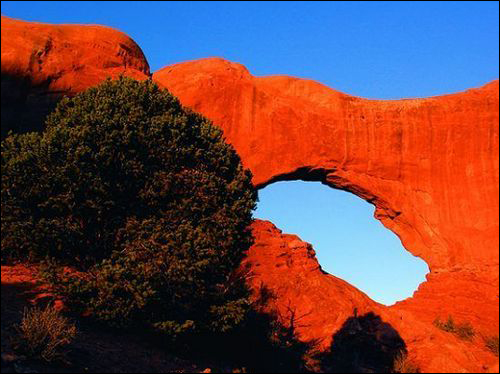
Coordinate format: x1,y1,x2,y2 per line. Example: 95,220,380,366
317,311,407,373
1,72,67,137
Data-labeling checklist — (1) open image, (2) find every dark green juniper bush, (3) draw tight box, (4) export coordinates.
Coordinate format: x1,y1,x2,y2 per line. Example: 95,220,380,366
2,77,257,337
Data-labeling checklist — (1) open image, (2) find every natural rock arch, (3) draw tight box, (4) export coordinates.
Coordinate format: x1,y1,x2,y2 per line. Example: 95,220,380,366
2,16,498,372
152,56,499,276
153,58,499,372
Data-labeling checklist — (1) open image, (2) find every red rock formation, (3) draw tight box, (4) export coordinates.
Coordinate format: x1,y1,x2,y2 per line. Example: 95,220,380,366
2,16,498,372
154,58,499,372
1,16,150,136
247,220,499,373
244,220,381,342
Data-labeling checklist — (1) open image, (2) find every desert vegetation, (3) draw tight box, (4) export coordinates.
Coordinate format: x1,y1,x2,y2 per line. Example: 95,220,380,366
2,77,257,338
433,316,476,341
14,305,77,362
0,77,321,372
392,352,421,373
484,335,499,356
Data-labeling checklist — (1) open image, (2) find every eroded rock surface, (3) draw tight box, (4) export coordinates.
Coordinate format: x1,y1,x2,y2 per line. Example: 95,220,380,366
1,16,150,136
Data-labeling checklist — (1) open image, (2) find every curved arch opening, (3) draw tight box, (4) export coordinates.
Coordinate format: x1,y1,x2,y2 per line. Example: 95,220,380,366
254,180,429,306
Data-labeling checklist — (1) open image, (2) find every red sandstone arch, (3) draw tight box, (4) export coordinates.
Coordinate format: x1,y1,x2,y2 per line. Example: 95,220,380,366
152,56,499,275
153,58,499,372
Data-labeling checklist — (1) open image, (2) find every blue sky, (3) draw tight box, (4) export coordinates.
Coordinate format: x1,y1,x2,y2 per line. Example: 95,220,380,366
256,182,429,305
2,1,498,304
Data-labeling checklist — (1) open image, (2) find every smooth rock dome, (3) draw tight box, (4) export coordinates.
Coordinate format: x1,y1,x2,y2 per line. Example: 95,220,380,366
1,15,150,136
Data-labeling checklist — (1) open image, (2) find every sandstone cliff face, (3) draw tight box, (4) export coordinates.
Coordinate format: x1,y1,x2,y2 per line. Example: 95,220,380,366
1,16,150,136
2,17,499,373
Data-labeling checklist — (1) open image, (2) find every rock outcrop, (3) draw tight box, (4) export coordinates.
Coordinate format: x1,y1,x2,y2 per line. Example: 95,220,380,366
2,17,499,373
246,220,499,373
1,16,150,136
154,58,499,372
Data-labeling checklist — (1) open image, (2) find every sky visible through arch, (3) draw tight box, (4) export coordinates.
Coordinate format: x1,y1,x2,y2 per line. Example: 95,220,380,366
255,182,429,305
2,1,498,304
